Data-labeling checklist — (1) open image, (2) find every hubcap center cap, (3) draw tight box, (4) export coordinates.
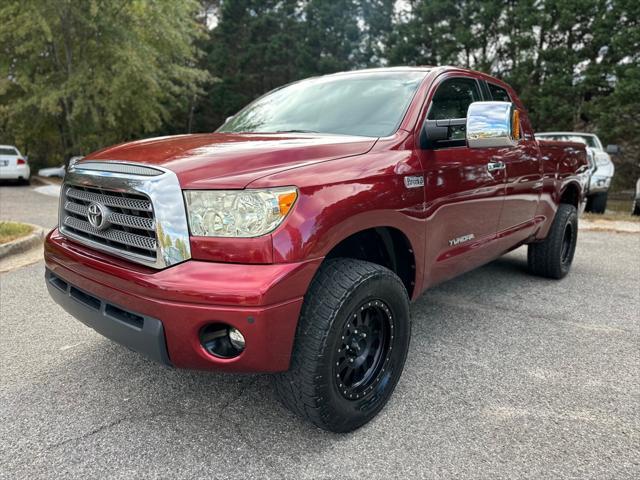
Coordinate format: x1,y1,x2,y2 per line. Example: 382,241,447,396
347,332,368,357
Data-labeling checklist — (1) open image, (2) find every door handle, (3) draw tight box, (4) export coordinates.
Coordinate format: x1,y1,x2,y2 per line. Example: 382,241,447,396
487,161,506,172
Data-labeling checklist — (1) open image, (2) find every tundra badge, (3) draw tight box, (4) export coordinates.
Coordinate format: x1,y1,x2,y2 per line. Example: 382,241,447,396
449,234,475,247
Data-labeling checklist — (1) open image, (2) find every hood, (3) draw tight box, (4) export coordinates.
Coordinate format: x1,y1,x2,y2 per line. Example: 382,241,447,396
84,133,377,189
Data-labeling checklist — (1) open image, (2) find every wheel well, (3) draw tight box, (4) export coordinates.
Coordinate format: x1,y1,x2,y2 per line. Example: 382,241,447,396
560,183,580,207
325,227,416,297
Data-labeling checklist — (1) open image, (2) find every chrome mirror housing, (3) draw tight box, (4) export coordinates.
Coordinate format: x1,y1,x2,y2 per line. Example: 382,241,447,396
466,101,519,148
605,144,620,154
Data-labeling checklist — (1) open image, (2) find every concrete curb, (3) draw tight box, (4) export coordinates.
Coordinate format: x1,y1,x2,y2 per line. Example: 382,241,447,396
0,223,47,259
579,219,640,234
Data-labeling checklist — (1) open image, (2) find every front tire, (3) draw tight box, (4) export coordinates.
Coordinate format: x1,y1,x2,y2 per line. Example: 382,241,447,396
275,258,411,432
528,203,578,279
586,192,608,213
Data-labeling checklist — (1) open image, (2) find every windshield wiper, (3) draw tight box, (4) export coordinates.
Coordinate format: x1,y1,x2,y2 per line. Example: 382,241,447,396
272,129,320,134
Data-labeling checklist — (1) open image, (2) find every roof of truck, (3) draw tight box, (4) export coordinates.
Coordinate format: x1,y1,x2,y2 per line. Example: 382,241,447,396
326,66,434,74
536,132,597,137
321,66,511,90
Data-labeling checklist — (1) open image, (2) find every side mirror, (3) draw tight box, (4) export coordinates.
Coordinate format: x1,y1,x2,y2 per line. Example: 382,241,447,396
420,118,466,148
466,101,520,148
606,144,620,154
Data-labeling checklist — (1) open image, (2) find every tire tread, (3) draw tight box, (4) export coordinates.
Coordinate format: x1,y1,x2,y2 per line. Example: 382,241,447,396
528,203,577,279
275,258,408,430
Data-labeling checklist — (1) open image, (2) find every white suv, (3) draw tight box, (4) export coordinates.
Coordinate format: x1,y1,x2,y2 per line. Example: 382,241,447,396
536,132,615,213
0,144,30,184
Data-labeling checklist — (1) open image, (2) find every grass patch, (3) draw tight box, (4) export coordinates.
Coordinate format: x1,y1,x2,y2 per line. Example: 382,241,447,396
605,198,635,214
582,212,640,223
0,221,33,244
581,196,640,223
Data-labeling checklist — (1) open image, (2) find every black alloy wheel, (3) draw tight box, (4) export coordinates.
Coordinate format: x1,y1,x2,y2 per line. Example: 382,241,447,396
334,299,394,401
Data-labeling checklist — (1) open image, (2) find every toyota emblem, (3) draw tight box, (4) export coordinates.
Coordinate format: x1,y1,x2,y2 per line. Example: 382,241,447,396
87,202,110,230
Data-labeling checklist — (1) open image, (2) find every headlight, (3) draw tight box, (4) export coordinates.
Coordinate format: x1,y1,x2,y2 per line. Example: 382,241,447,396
595,153,609,166
184,187,297,237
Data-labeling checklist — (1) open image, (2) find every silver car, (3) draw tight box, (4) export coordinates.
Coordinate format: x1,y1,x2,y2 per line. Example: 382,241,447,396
38,165,66,178
536,132,616,213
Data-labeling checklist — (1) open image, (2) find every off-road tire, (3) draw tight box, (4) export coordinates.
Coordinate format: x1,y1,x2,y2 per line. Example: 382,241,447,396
586,192,608,214
527,203,578,279
275,258,411,432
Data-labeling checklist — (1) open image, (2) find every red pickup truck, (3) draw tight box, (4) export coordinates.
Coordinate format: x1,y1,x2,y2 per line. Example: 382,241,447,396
45,67,589,432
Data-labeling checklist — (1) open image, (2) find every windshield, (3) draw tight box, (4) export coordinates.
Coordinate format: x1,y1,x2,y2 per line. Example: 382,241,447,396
537,134,601,149
218,72,427,137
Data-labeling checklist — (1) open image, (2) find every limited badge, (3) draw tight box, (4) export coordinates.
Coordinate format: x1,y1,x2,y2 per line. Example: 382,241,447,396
404,176,424,188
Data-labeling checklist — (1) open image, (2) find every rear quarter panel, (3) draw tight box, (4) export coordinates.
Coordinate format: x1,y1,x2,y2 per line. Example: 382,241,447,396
534,140,589,239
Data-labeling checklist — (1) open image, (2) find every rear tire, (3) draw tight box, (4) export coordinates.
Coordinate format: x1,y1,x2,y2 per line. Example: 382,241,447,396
586,192,607,214
275,258,411,433
632,197,640,216
528,203,578,279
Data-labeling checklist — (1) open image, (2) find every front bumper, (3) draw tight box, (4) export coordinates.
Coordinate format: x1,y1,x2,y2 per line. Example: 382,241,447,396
589,175,612,194
45,228,322,372
46,269,171,365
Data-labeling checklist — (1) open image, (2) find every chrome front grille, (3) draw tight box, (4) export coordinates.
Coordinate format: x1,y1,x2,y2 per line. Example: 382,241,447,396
58,161,191,269
61,185,158,261
65,187,153,212
63,201,155,231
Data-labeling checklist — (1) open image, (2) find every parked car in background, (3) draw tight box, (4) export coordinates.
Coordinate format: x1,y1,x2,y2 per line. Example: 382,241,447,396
633,178,640,216
45,67,589,432
0,144,30,184
536,132,615,213
38,165,66,178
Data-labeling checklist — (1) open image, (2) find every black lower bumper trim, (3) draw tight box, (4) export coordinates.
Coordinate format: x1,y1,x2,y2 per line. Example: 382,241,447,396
46,269,171,366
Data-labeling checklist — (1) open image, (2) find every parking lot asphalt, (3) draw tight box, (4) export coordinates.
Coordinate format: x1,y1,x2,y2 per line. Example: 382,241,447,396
0,183,59,228
1,185,639,479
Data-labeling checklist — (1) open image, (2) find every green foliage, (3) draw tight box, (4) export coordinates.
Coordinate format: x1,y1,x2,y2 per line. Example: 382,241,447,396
0,0,638,189
192,0,373,131
389,0,639,189
0,0,208,167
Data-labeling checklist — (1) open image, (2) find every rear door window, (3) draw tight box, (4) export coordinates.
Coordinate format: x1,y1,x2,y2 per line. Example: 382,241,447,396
487,83,511,102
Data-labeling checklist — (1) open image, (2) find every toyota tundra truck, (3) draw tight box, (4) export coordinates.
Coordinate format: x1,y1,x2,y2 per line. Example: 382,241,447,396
44,67,589,432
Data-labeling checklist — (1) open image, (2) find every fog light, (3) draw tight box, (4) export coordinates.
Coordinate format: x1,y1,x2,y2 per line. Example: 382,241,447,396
228,327,246,350
200,323,245,359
